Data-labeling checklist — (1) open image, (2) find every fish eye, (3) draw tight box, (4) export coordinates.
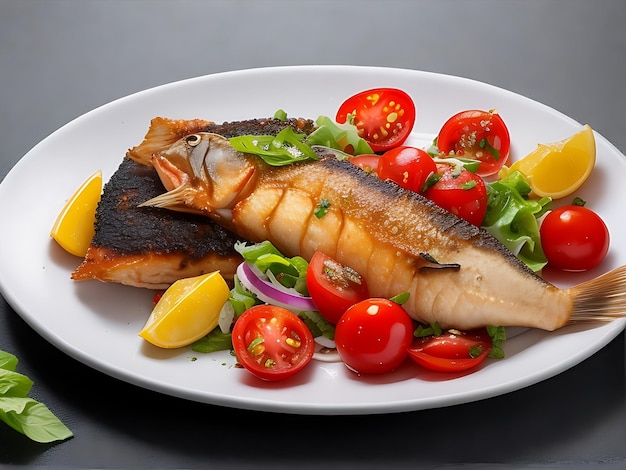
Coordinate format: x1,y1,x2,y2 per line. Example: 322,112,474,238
185,134,202,147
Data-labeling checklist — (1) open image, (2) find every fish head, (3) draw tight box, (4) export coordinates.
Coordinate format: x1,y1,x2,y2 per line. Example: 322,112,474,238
144,132,256,219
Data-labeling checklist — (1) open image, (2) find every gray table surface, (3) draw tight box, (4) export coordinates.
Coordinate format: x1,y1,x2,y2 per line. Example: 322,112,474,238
1,1,625,468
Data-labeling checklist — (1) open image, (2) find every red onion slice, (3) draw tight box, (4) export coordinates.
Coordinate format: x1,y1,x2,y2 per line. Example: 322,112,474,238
236,262,318,312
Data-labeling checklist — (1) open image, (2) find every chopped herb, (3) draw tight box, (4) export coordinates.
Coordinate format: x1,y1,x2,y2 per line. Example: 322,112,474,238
314,198,331,218
248,337,265,355
572,197,586,206
486,325,506,359
414,321,443,337
423,172,442,192
389,292,410,305
460,180,478,190
469,345,483,358
479,138,501,160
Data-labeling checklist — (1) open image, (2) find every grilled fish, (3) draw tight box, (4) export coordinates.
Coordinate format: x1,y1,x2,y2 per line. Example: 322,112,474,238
138,132,626,331
74,117,316,289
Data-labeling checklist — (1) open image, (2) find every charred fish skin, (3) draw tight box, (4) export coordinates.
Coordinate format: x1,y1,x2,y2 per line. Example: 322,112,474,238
72,157,243,288
143,132,626,332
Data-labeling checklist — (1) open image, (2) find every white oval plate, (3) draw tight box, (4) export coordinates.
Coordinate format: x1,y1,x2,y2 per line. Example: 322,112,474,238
0,66,624,415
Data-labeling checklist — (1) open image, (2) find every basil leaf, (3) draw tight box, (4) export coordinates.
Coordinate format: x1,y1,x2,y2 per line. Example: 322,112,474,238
0,350,18,371
1,349,72,443
0,368,33,398
0,397,73,443
229,127,318,166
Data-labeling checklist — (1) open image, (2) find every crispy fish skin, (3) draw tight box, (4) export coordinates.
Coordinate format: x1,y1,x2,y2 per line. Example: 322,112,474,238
142,133,626,331
72,157,242,289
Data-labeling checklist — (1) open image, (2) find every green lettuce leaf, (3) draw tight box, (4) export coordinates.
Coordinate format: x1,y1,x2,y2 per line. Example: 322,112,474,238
306,115,373,156
235,241,309,296
192,329,233,353
482,170,551,272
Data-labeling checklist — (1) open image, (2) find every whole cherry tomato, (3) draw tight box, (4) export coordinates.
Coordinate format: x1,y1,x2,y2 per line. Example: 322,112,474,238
334,298,414,374
540,205,610,271
378,146,438,194
424,163,488,226
336,88,416,152
436,109,510,177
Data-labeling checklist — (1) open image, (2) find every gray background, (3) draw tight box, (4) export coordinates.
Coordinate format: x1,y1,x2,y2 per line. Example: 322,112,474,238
1,1,625,468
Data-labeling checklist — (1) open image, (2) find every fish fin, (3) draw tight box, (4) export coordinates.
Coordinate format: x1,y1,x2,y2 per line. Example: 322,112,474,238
138,185,205,215
126,117,212,165
568,265,626,324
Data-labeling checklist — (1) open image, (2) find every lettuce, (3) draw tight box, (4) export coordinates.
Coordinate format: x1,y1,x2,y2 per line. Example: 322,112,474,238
482,170,551,272
306,115,374,156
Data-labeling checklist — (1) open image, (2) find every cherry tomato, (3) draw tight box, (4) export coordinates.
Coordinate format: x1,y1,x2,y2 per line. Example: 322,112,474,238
377,146,438,194
540,205,610,271
336,88,416,152
334,298,414,374
306,251,370,324
436,109,510,176
407,328,492,372
231,305,315,381
348,154,381,174
424,163,488,226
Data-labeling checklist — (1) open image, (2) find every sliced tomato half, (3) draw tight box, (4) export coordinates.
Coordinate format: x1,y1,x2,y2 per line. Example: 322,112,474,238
407,328,492,372
231,305,315,381
336,88,416,152
306,251,369,324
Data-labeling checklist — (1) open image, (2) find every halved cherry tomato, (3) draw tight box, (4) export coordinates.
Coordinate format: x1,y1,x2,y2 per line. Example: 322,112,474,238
436,109,510,176
407,328,492,372
231,305,315,381
348,154,381,174
334,298,414,375
336,88,416,152
378,146,438,194
424,163,488,226
540,204,610,271
306,251,370,324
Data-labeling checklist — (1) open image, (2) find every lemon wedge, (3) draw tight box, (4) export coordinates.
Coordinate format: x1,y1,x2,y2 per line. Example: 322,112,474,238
50,170,102,257
498,125,595,199
139,271,230,349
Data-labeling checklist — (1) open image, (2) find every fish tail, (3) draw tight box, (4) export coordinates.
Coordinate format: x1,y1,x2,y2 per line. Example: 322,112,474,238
567,265,626,325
